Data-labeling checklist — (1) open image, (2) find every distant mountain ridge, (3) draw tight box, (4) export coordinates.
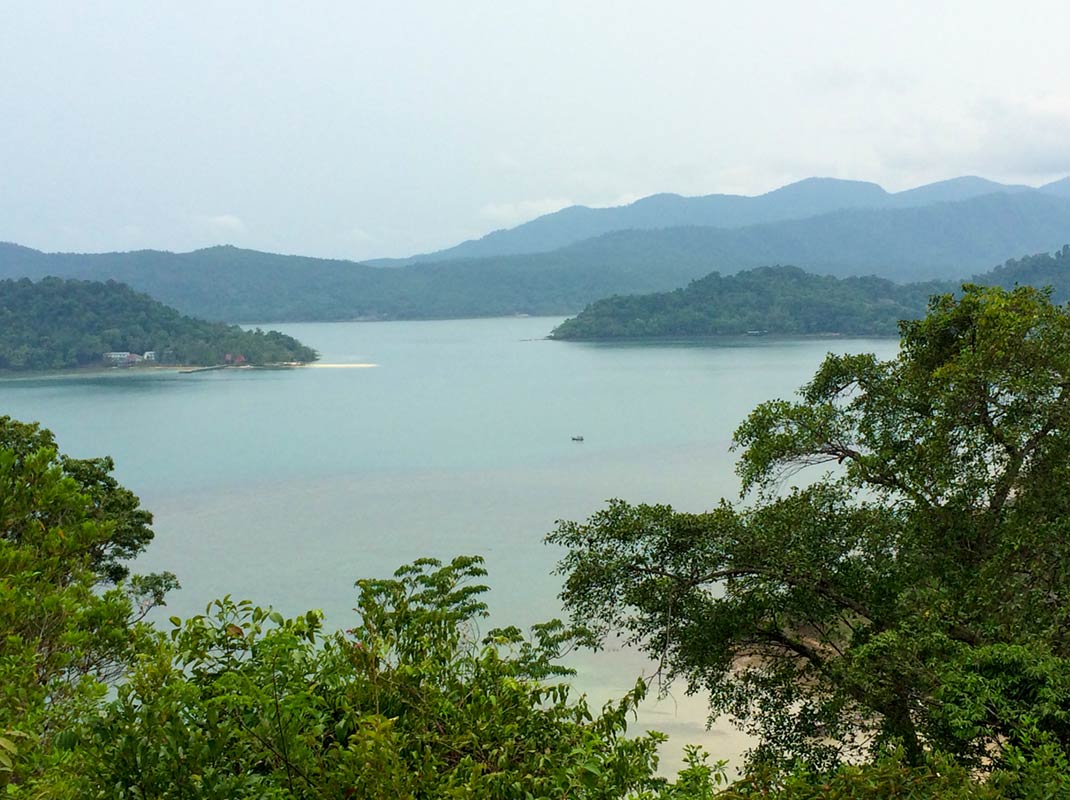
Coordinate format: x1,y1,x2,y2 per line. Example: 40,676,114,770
369,175,1070,266
2,181,1069,323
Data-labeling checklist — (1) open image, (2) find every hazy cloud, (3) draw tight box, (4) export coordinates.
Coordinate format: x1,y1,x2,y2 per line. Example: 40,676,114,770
603,192,645,208
479,198,574,227
202,214,248,236
488,152,523,172
972,95,1070,178
796,64,917,97
878,94,1070,187
342,227,376,245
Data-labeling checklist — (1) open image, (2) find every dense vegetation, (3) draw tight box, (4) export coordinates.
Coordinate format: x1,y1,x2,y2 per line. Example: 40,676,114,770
0,277,317,371
551,245,1070,339
4,191,1070,322
981,244,1070,295
0,416,178,789
5,285,1070,796
551,266,945,338
0,413,721,797
551,285,1070,794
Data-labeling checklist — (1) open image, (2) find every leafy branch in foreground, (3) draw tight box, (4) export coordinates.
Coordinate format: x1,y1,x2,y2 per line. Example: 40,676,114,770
66,557,713,799
1,409,1040,797
0,416,177,790
550,285,1070,791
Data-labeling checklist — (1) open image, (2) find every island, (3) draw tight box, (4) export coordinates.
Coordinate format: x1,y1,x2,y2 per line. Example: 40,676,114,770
0,277,317,371
550,247,1070,340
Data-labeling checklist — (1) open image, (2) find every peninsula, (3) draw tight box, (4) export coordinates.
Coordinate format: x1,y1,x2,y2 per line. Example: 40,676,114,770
0,277,317,372
550,247,1070,339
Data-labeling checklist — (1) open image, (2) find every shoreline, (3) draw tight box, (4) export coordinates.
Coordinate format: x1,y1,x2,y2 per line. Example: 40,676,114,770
0,361,316,381
549,331,902,343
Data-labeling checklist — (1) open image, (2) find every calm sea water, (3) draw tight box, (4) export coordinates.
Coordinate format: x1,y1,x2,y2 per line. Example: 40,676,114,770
0,317,899,768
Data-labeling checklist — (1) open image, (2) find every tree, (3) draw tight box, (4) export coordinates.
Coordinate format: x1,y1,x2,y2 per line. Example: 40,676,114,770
0,406,1024,796
0,416,169,584
68,557,720,799
2,417,717,797
0,417,176,789
549,285,1070,785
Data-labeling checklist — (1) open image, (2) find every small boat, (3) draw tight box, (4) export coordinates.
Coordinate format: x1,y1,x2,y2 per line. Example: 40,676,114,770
571,435,584,442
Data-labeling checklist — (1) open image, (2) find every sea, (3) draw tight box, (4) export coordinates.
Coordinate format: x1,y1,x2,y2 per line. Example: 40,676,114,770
0,316,899,772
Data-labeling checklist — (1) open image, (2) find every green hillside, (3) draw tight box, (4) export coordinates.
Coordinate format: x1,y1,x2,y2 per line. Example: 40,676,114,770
550,267,947,339
0,277,317,371
550,246,1070,339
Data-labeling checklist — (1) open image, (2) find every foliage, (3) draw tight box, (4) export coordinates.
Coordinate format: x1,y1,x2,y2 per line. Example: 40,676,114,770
0,417,176,789
549,285,1070,791
57,557,719,799
718,753,994,799
1,416,721,798
979,243,1070,298
0,277,317,370
0,416,156,582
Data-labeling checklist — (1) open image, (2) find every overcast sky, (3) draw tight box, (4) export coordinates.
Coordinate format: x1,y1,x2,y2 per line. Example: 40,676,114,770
2,1,1068,261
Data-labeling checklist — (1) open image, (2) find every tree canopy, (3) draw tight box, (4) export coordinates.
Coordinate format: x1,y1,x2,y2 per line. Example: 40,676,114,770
0,416,176,788
70,558,691,799
550,284,1070,791
0,417,718,797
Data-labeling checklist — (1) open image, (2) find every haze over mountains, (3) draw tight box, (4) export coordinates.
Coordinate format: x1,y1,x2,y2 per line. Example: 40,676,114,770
368,175,1070,266
2,175,1069,322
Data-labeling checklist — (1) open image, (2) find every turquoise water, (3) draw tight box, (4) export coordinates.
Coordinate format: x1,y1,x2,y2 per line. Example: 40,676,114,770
0,317,899,766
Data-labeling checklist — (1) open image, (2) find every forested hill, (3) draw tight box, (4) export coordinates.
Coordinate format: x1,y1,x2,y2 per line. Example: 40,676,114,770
550,246,1070,339
0,278,317,371
550,267,947,339
369,177,893,265
371,174,1067,265
3,192,1070,322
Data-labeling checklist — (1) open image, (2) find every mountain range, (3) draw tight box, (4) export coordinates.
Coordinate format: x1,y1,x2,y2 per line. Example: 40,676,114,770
367,175,1070,266
2,176,1069,322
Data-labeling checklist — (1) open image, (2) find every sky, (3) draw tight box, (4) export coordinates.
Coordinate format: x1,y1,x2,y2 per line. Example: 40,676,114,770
2,1,1069,261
